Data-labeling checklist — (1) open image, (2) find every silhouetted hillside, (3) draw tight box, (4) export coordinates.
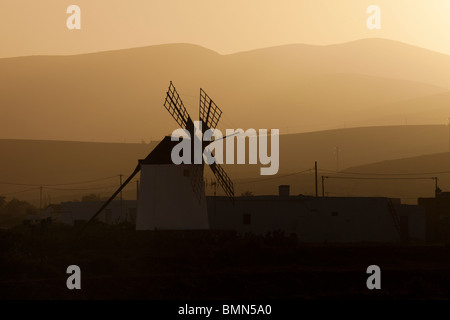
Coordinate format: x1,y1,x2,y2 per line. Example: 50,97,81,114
326,152,450,202
345,152,450,175
0,139,156,205
0,125,448,204
1,39,449,142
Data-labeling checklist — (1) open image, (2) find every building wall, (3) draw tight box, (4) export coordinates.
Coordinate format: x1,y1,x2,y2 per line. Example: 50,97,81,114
136,164,208,230
394,204,426,242
58,193,426,244
418,197,450,242
207,196,402,243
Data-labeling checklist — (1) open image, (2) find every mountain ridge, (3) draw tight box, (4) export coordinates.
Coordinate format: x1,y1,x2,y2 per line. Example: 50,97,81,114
4,38,450,59
1,38,449,142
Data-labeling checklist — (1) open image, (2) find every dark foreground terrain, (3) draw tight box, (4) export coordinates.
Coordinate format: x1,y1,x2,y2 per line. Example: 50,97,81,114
1,223,450,300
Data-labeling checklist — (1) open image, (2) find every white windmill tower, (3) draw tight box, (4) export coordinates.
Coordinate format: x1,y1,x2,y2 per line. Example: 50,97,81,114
83,82,234,231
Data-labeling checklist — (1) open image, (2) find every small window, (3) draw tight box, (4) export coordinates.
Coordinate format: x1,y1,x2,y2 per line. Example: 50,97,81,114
243,213,251,225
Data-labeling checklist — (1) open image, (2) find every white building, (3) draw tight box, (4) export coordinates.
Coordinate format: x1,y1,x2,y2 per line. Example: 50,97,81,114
207,194,426,243
136,163,208,230
58,189,426,243
135,136,209,230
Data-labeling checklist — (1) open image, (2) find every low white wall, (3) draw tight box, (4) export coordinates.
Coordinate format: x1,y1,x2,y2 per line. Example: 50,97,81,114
208,196,401,243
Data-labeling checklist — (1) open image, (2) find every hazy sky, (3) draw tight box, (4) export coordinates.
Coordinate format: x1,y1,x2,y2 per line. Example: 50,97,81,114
1,0,450,57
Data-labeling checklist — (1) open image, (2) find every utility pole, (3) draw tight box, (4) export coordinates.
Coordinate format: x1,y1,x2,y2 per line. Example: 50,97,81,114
212,180,217,215
434,177,440,197
136,179,140,200
211,179,217,196
321,176,325,197
334,146,341,172
119,174,123,215
448,118,450,153
315,161,318,197
39,186,43,214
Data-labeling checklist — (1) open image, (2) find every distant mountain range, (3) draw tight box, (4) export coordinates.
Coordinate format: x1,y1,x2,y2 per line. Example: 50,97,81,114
1,38,449,142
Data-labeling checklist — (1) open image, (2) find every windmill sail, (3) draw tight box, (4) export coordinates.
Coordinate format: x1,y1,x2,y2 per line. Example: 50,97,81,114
81,164,141,232
199,88,234,202
208,162,234,201
199,88,222,132
164,81,194,132
83,82,234,232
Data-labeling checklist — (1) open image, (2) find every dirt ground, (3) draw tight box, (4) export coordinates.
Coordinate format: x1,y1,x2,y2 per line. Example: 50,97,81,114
1,223,450,300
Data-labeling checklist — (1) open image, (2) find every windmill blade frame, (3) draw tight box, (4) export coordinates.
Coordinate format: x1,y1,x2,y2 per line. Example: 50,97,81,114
81,164,141,232
208,162,234,202
164,82,193,131
83,82,234,232
199,88,222,132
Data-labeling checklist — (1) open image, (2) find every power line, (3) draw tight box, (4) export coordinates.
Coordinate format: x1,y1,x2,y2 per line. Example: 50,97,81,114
322,176,438,198
326,191,422,199
235,168,313,185
45,185,119,192
45,175,119,186
0,187,41,196
45,179,139,192
0,175,119,187
0,182,38,187
0,177,140,198
323,176,435,181
319,169,450,176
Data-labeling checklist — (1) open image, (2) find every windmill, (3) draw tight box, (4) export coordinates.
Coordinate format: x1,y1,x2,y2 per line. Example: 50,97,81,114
83,82,235,231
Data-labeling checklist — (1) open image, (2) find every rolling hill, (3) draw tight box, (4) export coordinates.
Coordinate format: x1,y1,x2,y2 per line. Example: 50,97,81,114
0,125,448,205
0,39,449,143
321,152,450,203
